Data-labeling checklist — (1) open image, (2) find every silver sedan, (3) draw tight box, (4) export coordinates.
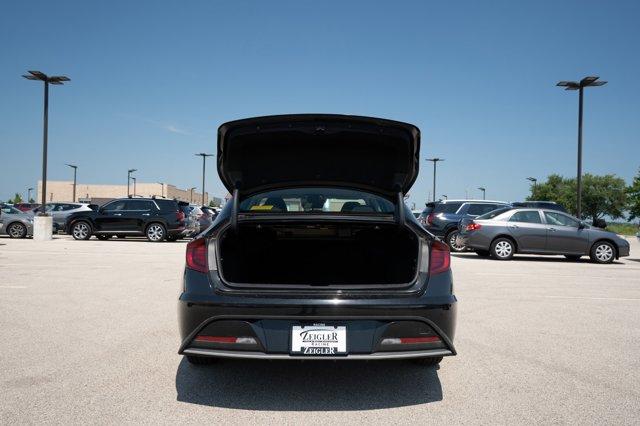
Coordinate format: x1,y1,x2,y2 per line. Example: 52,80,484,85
457,208,630,264
0,204,34,238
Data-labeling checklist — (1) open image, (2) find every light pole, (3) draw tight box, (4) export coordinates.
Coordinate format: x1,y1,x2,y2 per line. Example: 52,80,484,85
195,153,214,206
442,194,448,200
157,182,164,198
22,71,70,215
557,76,607,219
132,177,137,197
189,187,196,203
66,164,77,202
478,187,486,200
426,158,444,202
526,177,537,195
127,168,137,196
27,187,34,202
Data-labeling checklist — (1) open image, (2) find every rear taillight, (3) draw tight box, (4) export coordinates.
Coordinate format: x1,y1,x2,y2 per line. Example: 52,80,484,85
427,212,435,225
466,222,482,231
186,238,208,273
429,240,450,275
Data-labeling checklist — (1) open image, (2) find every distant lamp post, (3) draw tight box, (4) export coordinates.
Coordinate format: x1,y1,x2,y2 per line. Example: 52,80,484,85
157,182,165,198
66,164,78,202
189,187,196,203
22,70,70,216
27,187,34,202
132,177,137,197
442,194,448,200
426,158,445,202
195,153,214,206
127,168,137,196
526,176,537,192
478,187,486,200
557,76,607,219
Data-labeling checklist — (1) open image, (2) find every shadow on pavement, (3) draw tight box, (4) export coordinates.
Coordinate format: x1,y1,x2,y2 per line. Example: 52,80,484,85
451,253,623,264
175,357,443,410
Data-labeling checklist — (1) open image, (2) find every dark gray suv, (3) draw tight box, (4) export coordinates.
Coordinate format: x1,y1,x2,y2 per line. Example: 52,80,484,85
422,199,511,251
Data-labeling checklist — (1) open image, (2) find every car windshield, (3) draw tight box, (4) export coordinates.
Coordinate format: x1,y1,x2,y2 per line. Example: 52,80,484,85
477,207,513,220
239,187,395,214
1,204,23,215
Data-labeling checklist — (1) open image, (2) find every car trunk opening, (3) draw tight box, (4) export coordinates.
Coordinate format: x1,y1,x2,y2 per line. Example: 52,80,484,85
218,222,419,287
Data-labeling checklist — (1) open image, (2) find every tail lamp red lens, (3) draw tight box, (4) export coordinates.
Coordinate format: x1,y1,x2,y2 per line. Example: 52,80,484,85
466,222,482,231
186,238,208,273
427,213,435,225
380,336,442,345
429,240,451,274
194,335,257,344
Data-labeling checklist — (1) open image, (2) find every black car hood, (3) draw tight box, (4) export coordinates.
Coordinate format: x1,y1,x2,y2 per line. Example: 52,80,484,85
217,114,420,196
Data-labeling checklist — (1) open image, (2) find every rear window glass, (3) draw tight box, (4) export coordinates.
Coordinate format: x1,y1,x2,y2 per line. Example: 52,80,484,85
467,203,500,216
239,187,394,214
433,202,463,214
477,207,512,220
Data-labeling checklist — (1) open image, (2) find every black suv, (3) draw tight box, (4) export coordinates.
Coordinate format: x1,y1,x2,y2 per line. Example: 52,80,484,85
422,199,511,251
65,197,188,242
178,114,457,366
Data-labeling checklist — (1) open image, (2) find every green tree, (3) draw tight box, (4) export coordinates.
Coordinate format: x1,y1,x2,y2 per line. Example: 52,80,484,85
11,193,23,204
627,168,640,221
528,173,627,221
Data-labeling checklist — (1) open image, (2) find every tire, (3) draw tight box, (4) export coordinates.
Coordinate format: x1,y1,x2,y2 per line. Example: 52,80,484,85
186,355,216,365
445,229,466,252
413,356,443,366
7,222,28,239
564,255,581,261
590,241,616,264
145,223,166,242
166,235,178,242
71,221,92,240
476,249,490,257
96,234,111,241
490,237,515,260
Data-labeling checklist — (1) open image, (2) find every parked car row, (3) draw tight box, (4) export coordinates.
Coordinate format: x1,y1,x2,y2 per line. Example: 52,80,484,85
0,203,34,238
64,197,218,242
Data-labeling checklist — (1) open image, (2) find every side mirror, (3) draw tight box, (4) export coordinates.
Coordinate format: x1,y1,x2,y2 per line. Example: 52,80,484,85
578,222,585,230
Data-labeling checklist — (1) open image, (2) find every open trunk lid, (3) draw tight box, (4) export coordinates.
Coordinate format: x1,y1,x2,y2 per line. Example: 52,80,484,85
217,114,420,197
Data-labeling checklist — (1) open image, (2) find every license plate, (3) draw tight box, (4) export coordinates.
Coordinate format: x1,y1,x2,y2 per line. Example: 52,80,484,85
291,324,347,356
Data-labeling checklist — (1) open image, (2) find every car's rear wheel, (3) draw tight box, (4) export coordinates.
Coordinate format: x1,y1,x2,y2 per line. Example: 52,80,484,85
413,356,443,366
446,230,466,252
96,234,111,241
490,237,515,260
146,223,166,242
476,249,490,257
186,355,216,365
7,222,27,238
564,255,581,261
71,221,92,240
590,241,615,264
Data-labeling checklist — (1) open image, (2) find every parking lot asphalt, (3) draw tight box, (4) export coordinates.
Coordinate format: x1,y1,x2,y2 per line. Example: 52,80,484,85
1,235,639,424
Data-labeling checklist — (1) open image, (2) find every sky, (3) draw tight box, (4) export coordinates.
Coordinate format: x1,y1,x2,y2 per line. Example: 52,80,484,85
1,0,639,208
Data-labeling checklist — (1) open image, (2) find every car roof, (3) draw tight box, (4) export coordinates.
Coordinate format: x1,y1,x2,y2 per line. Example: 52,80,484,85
438,199,509,204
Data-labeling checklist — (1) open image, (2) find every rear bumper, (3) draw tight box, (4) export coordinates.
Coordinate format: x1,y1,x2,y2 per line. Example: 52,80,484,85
178,270,457,360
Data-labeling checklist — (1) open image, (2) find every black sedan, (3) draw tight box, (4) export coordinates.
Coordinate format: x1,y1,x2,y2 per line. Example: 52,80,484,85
178,114,457,366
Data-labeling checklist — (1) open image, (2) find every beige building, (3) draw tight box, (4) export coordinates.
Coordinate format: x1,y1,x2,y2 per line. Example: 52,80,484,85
37,180,209,205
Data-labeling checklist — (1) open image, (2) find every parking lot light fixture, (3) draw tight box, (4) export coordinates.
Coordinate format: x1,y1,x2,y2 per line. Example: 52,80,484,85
526,177,537,191
442,194,448,200
27,187,34,202
66,164,78,202
426,158,444,202
127,169,137,196
556,76,607,219
132,177,137,197
22,70,70,216
195,153,214,206
478,187,486,200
